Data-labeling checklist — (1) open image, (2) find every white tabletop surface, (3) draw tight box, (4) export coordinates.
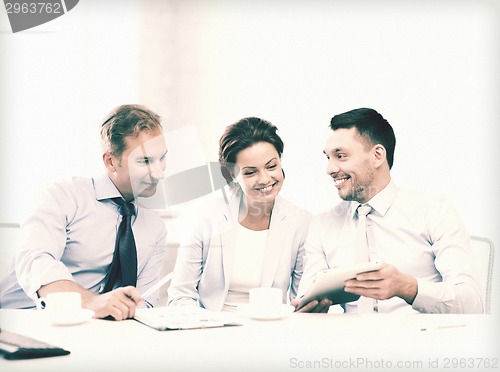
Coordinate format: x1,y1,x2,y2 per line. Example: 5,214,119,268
1,309,499,372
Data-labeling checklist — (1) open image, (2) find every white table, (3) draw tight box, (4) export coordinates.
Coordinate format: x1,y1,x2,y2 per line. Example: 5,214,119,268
1,309,499,371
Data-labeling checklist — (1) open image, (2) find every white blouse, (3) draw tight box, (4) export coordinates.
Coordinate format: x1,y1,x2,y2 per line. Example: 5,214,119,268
223,224,268,311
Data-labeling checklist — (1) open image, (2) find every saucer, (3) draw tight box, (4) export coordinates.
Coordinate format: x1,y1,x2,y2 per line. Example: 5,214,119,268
238,304,295,321
45,309,95,326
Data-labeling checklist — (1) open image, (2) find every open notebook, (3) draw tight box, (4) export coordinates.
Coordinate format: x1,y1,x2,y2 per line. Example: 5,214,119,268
134,306,242,331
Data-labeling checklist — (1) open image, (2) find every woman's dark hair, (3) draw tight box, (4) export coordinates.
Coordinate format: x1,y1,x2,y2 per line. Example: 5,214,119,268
330,108,396,169
218,117,284,186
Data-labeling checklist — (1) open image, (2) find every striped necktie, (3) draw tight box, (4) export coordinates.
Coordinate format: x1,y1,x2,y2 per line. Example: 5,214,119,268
356,204,372,263
355,204,376,313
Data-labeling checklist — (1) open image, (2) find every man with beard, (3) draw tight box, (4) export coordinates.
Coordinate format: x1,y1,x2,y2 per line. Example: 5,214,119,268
294,108,483,314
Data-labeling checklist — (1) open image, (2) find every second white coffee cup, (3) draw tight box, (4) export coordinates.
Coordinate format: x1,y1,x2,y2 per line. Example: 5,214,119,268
249,287,283,312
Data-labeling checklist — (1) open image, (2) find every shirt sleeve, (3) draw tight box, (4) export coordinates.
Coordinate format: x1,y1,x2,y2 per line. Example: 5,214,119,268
297,215,331,299
289,210,311,301
15,183,77,302
411,196,484,313
136,216,167,307
167,208,204,307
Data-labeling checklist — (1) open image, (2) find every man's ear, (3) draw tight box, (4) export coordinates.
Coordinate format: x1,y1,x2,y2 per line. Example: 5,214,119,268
103,152,117,172
372,144,387,169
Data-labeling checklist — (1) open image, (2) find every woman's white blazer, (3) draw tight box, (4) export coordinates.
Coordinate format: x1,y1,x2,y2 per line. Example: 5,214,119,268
168,190,312,311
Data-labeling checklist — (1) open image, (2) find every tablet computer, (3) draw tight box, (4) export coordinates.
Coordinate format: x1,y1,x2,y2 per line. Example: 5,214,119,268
296,261,383,310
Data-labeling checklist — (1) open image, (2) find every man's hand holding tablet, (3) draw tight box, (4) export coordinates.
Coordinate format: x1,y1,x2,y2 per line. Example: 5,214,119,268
294,261,384,313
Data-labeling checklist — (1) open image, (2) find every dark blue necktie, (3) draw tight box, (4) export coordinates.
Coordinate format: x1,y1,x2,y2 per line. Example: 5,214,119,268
103,198,138,292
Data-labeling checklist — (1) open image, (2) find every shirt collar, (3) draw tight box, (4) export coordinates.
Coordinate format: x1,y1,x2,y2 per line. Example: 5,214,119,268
350,179,399,218
93,174,124,202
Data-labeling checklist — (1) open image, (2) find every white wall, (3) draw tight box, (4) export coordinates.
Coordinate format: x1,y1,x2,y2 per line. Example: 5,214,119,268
142,0,499,242
1,0,499,309
0,0,140,219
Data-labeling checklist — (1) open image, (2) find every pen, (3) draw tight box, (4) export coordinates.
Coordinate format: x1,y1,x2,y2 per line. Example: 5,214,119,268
420,324,466,331
141,272,174,301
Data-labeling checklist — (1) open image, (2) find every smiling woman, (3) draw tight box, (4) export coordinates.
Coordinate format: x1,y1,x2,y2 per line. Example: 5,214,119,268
167,117,312,312
234,141,284,225
219,117,285,230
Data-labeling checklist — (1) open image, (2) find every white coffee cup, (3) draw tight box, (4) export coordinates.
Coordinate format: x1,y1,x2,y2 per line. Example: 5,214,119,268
36,292,82,314
249,287,283,313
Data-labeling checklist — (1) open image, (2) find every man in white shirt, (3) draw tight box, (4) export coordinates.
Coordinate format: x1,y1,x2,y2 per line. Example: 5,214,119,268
295,108,483,313
0,104,168,320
